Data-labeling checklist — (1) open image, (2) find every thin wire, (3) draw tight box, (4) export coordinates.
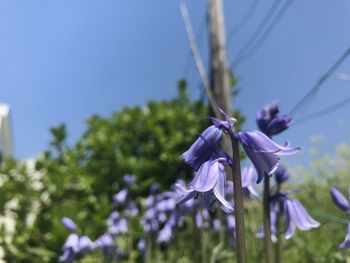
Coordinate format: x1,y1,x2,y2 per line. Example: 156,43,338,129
180,3,221,118
183,12,207,80
233,0,282,67
289,47,350,116
227,0,259,44
293,97,350,124
233,0,295,68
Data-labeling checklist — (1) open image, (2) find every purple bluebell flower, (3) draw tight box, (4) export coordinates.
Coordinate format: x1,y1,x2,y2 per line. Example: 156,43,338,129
195,209,210,229
227,214,236,233
212,218,221,232
265,115,292,136
274,165,290,185
340,223,350,250
181,125,222,170
284,198,320,239
210,108,235,130
175,158,234,213
241,166,259,199
113,189,128,205
157,218,174,243
236,130,300,183
108,217,128,235
256,192,319,240
226,214,236,242
256,101,292,137
95,233,115,255
150,183,160,194
59,233,79,262
142,185,177,235
330,187,350,213
125,201,139,217
256,101,279,134
123,175,136,186
61,217,77,231
137,239,146,255
329,187,350,249
78,236,95,255
156,197,176,212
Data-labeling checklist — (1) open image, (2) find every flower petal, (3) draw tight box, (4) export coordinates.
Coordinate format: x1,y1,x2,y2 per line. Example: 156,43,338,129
190,160,219,192
237,130,300,155
213,163,234,212
340,223,350,250
181,125,222,170
330,187,350,212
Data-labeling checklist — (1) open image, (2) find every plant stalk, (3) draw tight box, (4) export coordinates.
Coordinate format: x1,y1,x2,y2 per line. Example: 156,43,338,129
263,175,274,263
229,131,247,263
275,185,283,263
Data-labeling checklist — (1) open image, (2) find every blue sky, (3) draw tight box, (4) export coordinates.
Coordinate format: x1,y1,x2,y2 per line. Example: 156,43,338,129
0,0,349,163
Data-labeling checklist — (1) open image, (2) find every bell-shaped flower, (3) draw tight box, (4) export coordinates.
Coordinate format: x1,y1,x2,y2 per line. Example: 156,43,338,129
78,236,95,255
256,192,319,240
241,166,260,199
195,209,210,229
181,125,222,170
95,233,115,255
123,174,136,186
175,158,234,213
274,165,290,185
265,115,292,136
157,213,177,243
256,101,280,134
125,201,139,217
284,197,320,239
61,217,77,231
59,233,79,262
227,214,236,240
340,223,350,250
113,189,128,205
330,187,350,213
237,130,300,183
137,239,146,254
256,101,292,137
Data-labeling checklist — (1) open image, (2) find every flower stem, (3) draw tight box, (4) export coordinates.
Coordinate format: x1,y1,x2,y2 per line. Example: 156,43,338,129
275,185,283,263
229,131,247,263
263,175,274,263
275,211,283,263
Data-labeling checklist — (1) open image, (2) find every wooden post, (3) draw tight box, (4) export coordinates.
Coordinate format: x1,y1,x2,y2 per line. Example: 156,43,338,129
208,0,231,113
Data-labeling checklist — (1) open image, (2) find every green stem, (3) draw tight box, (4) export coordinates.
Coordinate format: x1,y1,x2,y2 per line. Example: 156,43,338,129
201,229,208,263
275,210,283,263
263,175,274,263
229,131,247,263
275,184,283,263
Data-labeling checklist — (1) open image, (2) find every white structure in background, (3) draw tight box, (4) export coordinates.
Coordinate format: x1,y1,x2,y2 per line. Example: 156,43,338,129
0,104,13,158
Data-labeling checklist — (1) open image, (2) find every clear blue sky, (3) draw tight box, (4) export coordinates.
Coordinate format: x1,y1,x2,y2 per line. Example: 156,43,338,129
0,0,349,164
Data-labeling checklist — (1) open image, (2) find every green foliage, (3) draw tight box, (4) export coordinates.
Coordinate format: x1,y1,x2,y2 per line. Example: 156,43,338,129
3,78,350,263
0,81,245,262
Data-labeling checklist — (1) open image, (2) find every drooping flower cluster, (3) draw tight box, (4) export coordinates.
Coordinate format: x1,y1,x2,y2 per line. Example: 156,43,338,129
113,175,139,218
256,100,292,138
256,192,320,240
95,175,139,256
59,217,95,262
141,181,195,244
177,108,300,212
254,101,319,240
59,175,141,262
330,187,350,249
